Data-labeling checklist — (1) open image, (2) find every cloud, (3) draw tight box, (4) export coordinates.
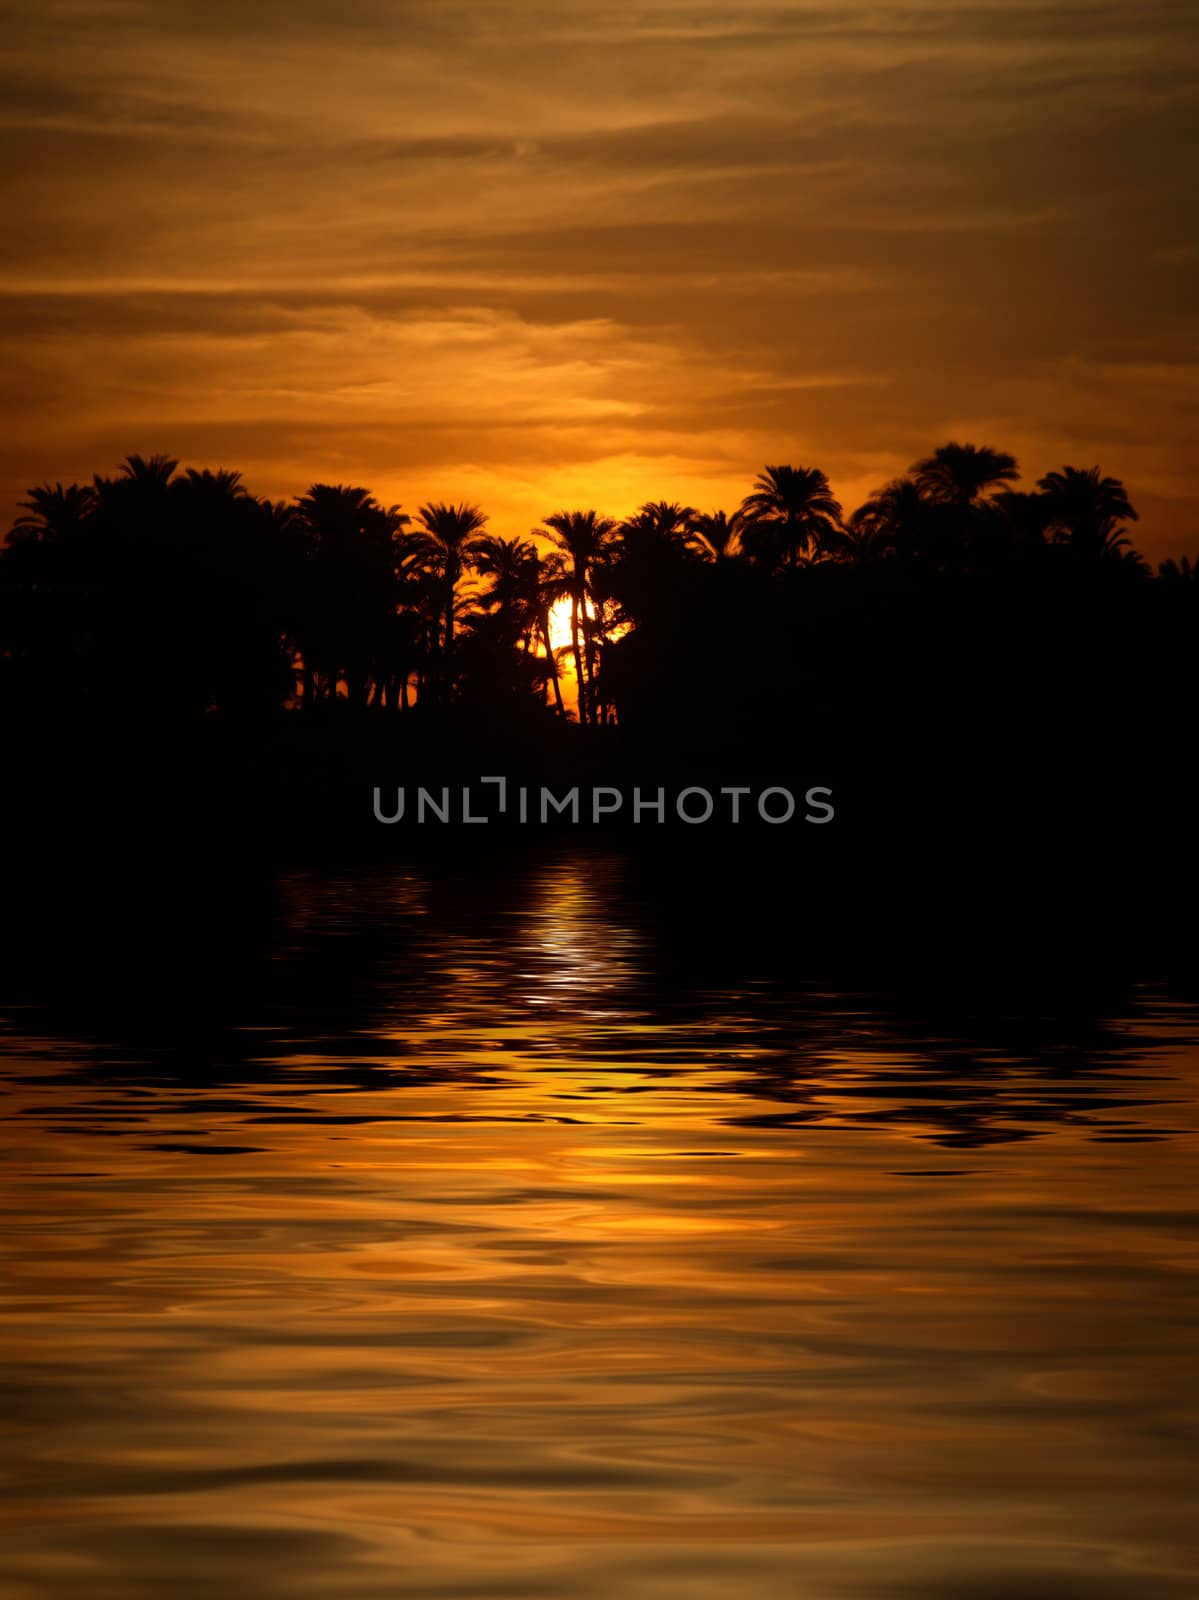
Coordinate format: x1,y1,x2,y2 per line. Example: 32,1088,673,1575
1,0,1196,554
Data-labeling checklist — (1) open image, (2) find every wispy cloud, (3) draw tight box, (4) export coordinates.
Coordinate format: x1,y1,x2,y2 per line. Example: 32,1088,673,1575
1,0,1196,551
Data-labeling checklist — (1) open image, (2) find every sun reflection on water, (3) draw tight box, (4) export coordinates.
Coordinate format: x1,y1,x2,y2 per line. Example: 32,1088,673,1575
0,858,1197,1599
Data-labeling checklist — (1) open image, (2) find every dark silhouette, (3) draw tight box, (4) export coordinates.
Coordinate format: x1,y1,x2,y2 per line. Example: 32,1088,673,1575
291,483,411,710
1037,465,1143,565
537,509,618,726
4,444,1192,733
1,442,1195,925
912,441,1020,508
686,508,745,563
410,501,488,698
739,464,844,567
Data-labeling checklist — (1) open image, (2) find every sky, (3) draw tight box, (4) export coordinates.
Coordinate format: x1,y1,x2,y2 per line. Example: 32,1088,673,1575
1,0,1197,557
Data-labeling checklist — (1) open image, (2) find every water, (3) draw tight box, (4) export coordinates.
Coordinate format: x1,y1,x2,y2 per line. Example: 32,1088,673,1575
1,853,1197,1599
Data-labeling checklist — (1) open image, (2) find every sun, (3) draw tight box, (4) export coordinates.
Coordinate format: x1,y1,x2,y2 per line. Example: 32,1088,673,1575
543,594,626,660
546,594,576,653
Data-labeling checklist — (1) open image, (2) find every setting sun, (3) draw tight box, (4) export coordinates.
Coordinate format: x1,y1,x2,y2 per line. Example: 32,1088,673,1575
546,594,575,654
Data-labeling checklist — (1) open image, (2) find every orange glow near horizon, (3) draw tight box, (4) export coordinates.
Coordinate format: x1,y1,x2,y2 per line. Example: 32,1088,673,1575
1,4,1195,561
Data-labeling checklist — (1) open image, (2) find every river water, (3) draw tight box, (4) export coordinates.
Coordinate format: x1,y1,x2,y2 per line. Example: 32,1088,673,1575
1,853,1197,1598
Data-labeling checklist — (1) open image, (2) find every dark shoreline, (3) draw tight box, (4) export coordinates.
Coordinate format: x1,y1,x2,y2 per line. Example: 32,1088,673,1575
3,716,1193,999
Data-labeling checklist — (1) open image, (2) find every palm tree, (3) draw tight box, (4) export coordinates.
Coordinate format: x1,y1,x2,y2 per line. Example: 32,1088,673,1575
87,453,179,544
993,489,1054,547
534,550,570,716
180,467,247,502
911,443,1019,508
622,501,696,544
295,482,403,547
1037,466,1139,561
686,508,744,562
4,483,99,715
92,453,178,522
257,498,310,707
539,509,617,724
11,483,96,544
739,465,843,568
456,537,571,715
410,502,488,684
473,535,539,638
845,478,948,565
397,560,446,707
117,452,178,490
608,500,702,637
295,484,409,706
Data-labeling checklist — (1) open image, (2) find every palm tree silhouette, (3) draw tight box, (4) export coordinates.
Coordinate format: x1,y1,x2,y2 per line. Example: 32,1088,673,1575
180,467,247,502
539,509,617,724
622,501,696,543
993,489,1054,549
411,502,488,690
4,441,1179,754
846,477,951,565
1037,466,1139,561
117,453,179,490
93,453,178,522
686,508,744,562
11,483,96,544
473,535,540,646
533,550,570,715
739,465,843,568
616,501,699,587
85,453,179,545
912,443,1019,508
474,537,575,714
295,484,409,706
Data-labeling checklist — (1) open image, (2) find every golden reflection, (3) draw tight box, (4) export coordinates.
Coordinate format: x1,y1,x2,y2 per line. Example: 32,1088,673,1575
1,864,1198,1598
517,866,641,1011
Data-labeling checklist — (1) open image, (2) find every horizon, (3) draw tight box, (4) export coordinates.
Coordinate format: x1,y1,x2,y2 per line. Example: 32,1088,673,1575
2,440,1172,566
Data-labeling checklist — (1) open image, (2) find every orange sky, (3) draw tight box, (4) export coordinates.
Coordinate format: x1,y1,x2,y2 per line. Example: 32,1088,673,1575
2,1,1197,556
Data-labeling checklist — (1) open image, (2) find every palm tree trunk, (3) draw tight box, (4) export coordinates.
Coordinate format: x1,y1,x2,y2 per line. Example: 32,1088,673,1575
443,582,454,698
541,608,565,714
570,591,588,725
584,604,600,715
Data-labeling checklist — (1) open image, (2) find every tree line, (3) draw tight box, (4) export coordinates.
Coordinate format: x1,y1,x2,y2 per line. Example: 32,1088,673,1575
1,443,1195,738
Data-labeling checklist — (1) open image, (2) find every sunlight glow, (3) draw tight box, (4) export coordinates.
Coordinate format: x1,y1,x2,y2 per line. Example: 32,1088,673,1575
547,594,577,654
